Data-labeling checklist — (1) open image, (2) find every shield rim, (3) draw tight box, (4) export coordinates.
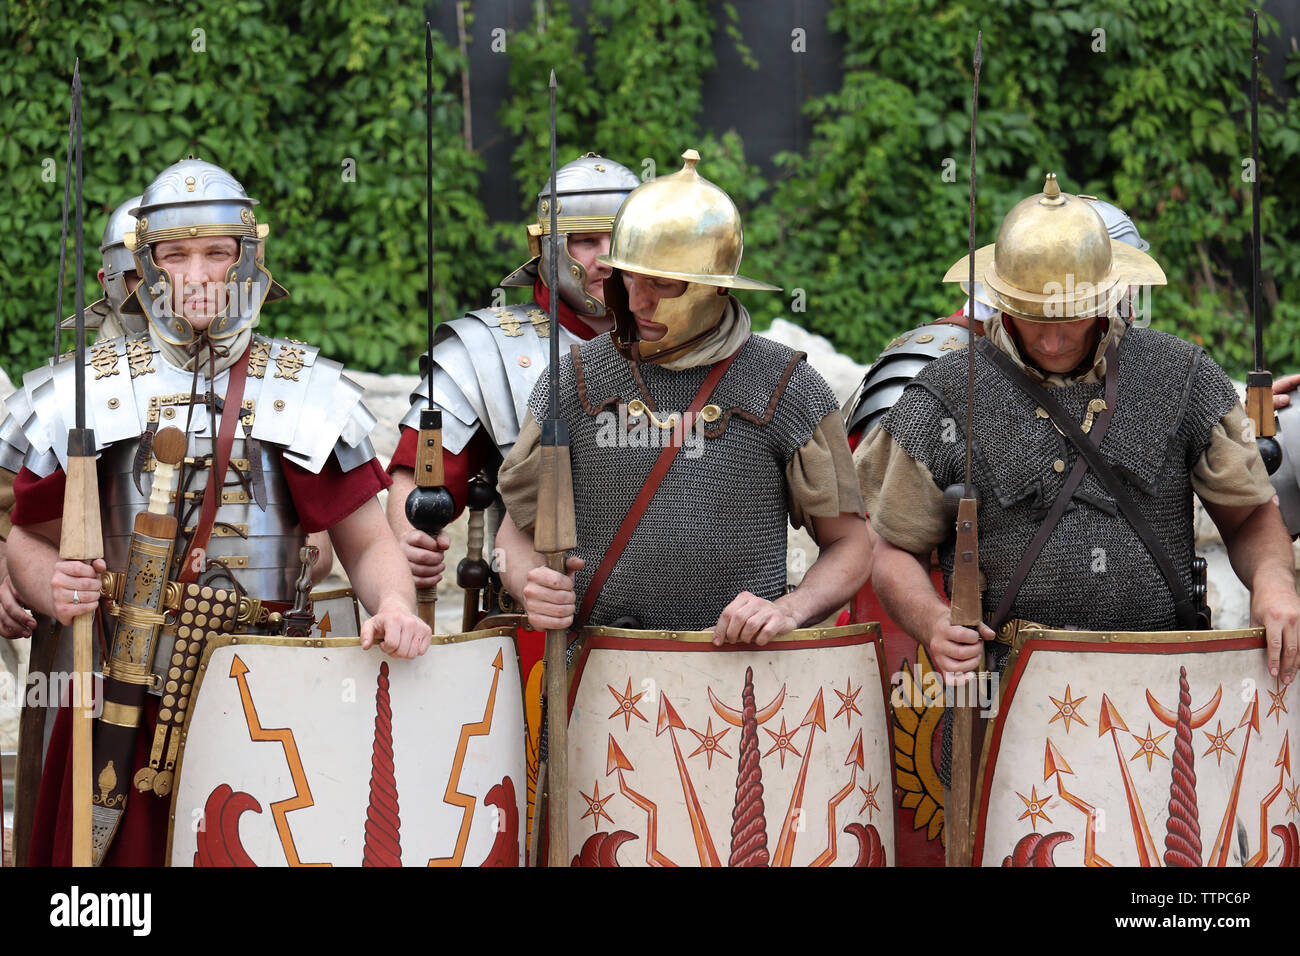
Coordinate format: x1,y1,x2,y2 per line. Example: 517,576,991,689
970,625,1267,867
164,625,526,866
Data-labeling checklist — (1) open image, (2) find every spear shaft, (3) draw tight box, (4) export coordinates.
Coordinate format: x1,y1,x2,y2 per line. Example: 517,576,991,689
947,32,983,869
535,70,576,868
57,59,101,868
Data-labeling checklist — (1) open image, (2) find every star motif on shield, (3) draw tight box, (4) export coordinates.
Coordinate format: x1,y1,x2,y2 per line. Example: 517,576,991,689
580,781,616,832
1129,723,1171,771
607,678,648,731
1016,785,1053,832
858,776,882,820
688,717,732,769
833,678,862,728
1048,685,1088,733
1267,679,1289,725
763,716,803,768
1201,719,1237,766
1287,784,1300,818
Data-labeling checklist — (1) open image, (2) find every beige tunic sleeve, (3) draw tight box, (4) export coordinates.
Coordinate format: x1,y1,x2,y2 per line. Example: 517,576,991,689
497,413,543,534
852,425,948,555
0,468,14,540
785,412,864,539
1192,404,1276,508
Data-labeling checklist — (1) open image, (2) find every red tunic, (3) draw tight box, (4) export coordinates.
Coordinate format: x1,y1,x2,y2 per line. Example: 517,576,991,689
19,451,390,866
387,280,602,519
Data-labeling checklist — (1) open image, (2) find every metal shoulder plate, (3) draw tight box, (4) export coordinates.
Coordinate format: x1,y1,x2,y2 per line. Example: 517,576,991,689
7,333,377,478
400,304,581,457
9,335,157,476
843,322,971,439
247,335,378,475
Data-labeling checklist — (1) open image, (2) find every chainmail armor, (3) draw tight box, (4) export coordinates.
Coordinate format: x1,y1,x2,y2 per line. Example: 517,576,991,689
528,334,839,630
881,326,1241,633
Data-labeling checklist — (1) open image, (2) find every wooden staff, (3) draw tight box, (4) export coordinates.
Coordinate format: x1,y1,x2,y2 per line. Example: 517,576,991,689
1244,10,1281,474
404,22,456,629
946,32,983,869
58,60,101,867
458,474,494,632
536,70,577,868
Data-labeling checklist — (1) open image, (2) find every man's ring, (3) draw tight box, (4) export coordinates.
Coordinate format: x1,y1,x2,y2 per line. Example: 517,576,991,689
72,590,80,605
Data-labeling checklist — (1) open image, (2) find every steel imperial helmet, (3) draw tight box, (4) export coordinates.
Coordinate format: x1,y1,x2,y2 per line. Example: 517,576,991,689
121,158,286,346
500,153,639,317
62,195,146,336
600,149,779,360
944,173,1164,322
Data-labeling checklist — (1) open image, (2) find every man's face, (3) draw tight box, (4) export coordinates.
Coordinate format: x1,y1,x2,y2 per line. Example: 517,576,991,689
1006,314,1103,374
622,271,688,341
153,236,238,330
566,231,612,303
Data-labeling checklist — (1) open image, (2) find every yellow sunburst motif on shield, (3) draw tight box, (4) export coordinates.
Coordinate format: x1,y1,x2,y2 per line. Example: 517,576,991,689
893,646,946,846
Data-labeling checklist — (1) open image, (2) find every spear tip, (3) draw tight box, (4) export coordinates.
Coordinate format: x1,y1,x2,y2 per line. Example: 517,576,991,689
974,31,982,69
426,20,433,57
549,69,557,89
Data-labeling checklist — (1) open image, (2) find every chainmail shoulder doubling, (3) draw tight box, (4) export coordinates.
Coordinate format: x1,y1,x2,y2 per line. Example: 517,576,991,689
527,334,835,629
881,327,1242,632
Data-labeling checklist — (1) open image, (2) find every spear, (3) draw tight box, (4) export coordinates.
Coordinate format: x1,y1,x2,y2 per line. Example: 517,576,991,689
56,60,101,868
1244,10,1281,474
946,31,983,869
533,70,577,867
404,22,456,630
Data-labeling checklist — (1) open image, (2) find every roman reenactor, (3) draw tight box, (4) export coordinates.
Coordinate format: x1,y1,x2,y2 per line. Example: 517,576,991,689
386,153,641,620
856,172,1300,866
494,148,871,639
2,157,431,865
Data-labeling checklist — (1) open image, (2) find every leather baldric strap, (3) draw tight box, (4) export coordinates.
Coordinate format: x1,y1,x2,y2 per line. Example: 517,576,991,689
179,342,252,584
990,341,1118,629
980,338,1199,629
577,345,744,626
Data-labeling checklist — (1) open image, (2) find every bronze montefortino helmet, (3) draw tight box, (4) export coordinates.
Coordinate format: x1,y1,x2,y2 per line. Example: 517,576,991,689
599,149,779,361
944,173,1165,323
121,157,287,346
500,153,639,318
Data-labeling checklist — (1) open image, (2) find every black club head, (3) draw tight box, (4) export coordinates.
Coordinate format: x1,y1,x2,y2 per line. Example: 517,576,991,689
405,485,455,535
1257,436,1283,476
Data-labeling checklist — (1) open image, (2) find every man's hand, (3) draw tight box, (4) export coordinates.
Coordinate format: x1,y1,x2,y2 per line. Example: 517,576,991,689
0,575,35,640
522,556,584,631
1250,570,1300,683
361,604,433,659
711,591,799,647
51,558,106,627
1273,373,1300,410
400,529,451,590
925,606,995,683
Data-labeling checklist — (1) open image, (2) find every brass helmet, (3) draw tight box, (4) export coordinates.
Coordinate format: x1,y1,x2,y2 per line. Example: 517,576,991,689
599,149,778,360
500,153,639,317
944,173,1165,322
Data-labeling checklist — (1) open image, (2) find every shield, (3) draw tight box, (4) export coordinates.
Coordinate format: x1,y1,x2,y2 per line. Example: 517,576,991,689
851,575,947,866
306,588,360,641
166,626,527,867
974,626,1300,867
566,622,894,867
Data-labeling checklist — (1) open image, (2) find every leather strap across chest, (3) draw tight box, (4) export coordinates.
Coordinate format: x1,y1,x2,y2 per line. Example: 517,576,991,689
178,342,252,584
577,346,743,627
980,338,1198,629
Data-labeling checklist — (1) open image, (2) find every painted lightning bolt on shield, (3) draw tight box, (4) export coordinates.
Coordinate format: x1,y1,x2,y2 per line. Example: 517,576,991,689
566,625,893,867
